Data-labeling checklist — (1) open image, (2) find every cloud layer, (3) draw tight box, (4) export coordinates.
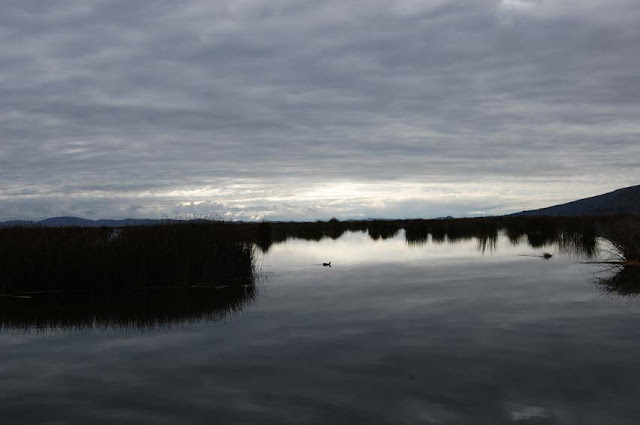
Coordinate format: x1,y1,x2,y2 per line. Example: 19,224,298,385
2,0,639,220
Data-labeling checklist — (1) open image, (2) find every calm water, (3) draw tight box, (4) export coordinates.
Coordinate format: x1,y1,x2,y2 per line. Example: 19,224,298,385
2,231,640,424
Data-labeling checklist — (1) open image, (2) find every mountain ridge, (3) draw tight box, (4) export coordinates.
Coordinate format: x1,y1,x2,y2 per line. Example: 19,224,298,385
511,184,640,217
0,217,176,228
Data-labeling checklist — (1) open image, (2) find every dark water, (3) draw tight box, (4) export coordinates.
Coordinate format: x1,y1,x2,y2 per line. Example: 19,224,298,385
2,231,640,424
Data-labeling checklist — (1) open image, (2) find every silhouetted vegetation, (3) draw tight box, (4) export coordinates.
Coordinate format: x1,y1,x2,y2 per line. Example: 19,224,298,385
3,215,638,292
2,214,640,329
590,216,640,297
600,216,640,264
0,222,256,293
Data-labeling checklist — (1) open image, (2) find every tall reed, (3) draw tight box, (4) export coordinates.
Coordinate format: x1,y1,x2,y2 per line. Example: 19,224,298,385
0,222,256,293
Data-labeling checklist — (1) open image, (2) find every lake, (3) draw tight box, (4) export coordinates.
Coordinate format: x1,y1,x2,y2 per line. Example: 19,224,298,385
2,230,640,424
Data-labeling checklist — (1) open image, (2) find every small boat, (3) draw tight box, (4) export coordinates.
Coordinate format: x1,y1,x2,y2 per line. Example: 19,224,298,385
322,262,332,267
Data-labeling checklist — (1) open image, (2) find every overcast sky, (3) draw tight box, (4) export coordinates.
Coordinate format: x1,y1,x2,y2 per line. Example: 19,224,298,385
1,0,639,221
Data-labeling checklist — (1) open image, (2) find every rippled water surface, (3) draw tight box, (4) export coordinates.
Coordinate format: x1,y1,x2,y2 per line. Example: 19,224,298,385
2,231,640,424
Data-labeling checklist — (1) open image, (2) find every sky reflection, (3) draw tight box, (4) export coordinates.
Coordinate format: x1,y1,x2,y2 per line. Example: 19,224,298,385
2,231,640,423
261,229,598,272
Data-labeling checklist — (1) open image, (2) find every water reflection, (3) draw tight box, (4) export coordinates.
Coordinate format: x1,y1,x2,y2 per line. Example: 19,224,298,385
597,265,640,297
256,218,599,261
367,221,400,241
0,285,256,333
4,228,640,423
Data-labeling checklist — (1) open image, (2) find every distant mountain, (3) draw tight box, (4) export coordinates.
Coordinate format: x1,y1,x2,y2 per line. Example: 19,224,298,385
39,217,97,227
2,186,639,227
0,217,172,228
511,185,640,217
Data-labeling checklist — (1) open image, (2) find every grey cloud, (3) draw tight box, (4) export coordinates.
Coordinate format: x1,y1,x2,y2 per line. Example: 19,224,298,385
1,0,639,220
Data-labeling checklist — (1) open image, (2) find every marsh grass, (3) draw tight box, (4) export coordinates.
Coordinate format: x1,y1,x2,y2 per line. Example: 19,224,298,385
2,215,637,295
600,216,640,264
0,221,256,293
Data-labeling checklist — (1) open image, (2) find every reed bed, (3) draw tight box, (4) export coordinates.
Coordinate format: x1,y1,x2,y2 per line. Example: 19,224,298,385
600,216,640,264
0,222,256,293
2,215,638,295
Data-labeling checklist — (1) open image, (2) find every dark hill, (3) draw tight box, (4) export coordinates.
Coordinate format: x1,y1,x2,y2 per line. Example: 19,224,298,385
39,216,96,227
0,217,170,228
512,184,640,216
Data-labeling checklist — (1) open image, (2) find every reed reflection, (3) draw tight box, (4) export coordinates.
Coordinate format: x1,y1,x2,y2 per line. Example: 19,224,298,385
367,221,400,241
598,266,640,296
0,285,257,333
254,217,602,259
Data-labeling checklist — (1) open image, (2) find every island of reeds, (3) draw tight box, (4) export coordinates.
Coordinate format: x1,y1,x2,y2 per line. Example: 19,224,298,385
0,221,259,331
